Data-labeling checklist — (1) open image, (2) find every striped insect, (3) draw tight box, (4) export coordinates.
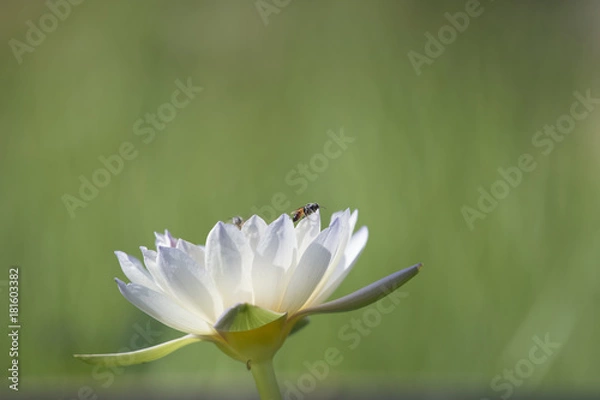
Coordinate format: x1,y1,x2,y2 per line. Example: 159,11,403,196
291,203,321,223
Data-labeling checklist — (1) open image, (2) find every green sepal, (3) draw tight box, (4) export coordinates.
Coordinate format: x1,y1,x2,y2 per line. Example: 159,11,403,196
214,303,286,332
74,334,203,367
214,303,288,363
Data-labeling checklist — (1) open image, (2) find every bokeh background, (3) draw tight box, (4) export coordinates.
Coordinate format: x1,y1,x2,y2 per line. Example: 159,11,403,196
1,0,599,399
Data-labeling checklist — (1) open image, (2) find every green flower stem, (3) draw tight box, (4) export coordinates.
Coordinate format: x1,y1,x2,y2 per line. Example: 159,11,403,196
250,359,282,400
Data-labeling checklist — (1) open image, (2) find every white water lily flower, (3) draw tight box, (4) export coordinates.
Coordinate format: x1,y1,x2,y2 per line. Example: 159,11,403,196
75,208,421,399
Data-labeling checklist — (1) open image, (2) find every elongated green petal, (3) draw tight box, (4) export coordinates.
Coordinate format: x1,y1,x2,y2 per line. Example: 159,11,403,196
74,334,203,366
297,263,422,317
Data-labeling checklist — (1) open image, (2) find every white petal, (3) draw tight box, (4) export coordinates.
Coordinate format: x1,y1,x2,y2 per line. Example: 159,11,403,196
258,214,296,270
176,239,206,269
114,251,160,292
309,226,369,306
328,209,347,225
157,247,223,322
344,226,369,271
302,209,352,308
327,209,352,268
295,209,321,256
348,209,359,236
241,215,268,251
252,214,296,309
205,222,253,307
140,246,158,265
331,208,358,245
155,230,177,248
278,218,342,313
116,279,213,335
140,246,168,292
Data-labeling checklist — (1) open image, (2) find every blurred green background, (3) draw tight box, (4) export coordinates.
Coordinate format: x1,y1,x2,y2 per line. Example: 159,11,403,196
1,0,599,399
